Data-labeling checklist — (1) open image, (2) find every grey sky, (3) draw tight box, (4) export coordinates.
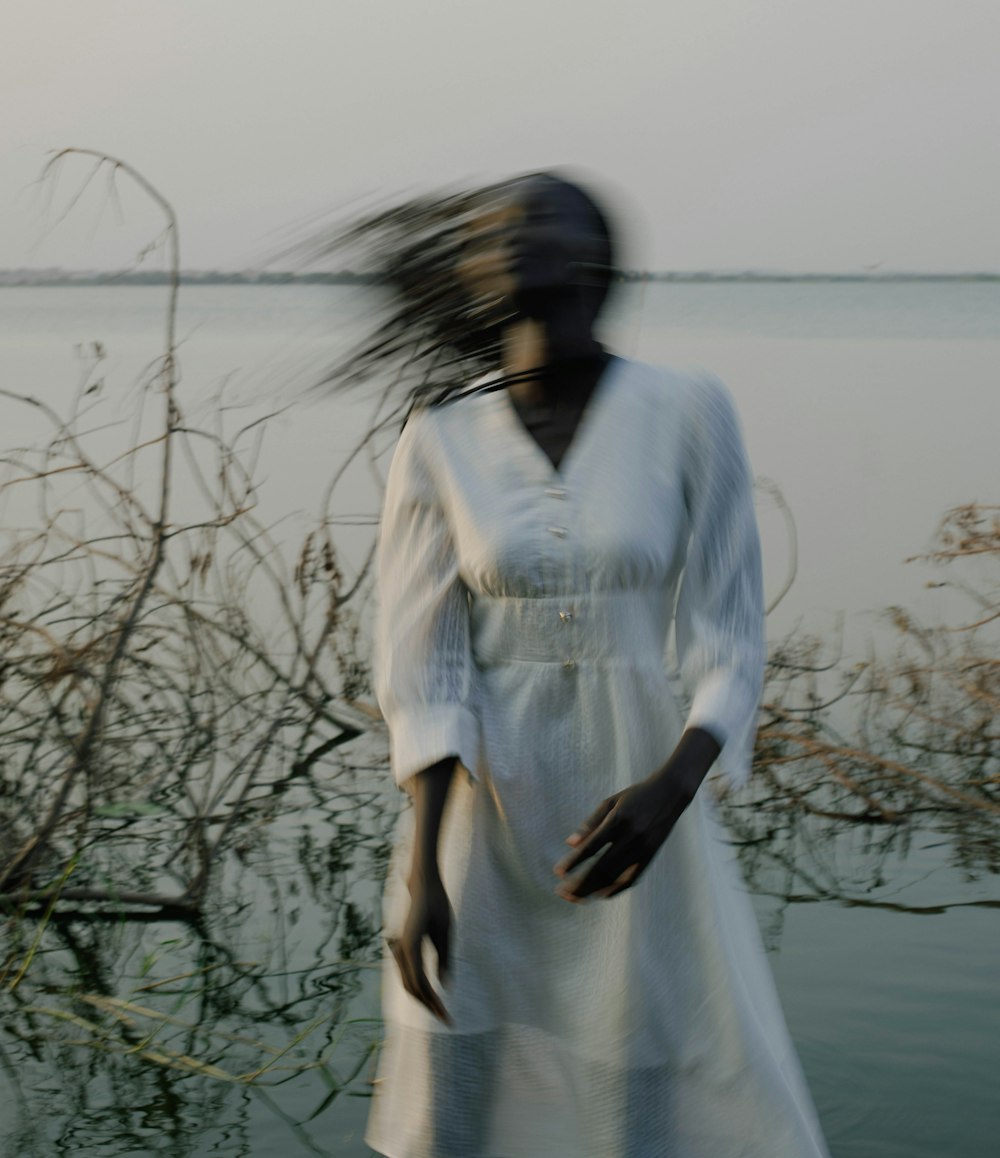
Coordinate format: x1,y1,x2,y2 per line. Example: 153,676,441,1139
3,0,998,272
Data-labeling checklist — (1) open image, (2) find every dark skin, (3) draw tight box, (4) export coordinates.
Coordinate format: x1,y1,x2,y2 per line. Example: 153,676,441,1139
505,351,609,471
388,179,724,1023
389,755,457,1026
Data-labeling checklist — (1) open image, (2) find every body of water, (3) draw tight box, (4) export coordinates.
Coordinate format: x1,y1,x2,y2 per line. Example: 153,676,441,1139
0,281,997,1156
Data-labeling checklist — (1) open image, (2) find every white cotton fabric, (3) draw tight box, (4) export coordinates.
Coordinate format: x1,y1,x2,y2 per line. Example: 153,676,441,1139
366,358,830,1158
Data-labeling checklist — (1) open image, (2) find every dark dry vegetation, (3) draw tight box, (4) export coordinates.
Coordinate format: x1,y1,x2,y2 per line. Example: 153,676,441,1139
0,155,996,1136
737,501,1000,920
0,156,394,1124
0,151,377,920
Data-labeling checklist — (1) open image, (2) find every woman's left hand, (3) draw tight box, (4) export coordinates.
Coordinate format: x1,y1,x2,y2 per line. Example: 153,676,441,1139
553,727,720,901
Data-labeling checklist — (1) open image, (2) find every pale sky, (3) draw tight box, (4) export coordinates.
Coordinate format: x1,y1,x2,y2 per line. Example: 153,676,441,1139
3,0,998,273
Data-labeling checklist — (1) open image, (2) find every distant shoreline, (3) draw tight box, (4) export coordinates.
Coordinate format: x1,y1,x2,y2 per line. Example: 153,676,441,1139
2,269,999,288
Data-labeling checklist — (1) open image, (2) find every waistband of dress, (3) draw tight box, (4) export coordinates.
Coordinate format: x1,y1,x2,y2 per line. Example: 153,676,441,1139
470,590,668,668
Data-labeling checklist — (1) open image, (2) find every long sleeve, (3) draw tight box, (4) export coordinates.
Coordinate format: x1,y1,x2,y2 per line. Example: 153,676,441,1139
674,373,766,790
374,408,480,789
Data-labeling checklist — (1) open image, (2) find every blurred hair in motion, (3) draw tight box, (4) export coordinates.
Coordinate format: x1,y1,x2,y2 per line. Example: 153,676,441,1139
293,171,619,414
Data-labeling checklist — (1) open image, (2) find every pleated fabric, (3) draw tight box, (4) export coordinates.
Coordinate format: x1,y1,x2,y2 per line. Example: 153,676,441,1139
366,358,829,1158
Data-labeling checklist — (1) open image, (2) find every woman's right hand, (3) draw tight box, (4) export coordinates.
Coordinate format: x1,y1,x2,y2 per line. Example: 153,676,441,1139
387,867,453,1026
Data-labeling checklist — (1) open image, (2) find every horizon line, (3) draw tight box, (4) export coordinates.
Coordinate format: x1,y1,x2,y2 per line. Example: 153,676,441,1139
2,267,1000,285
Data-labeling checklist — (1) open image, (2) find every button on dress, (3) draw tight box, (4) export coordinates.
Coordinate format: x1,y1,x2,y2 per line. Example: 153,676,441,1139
366,358,830,1158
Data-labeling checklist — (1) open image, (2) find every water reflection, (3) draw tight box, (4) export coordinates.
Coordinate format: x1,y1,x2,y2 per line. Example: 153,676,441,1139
2,740,996,1155
0,744,401,1155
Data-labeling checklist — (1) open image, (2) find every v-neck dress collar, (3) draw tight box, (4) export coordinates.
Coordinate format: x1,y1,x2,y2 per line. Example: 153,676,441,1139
491,354,625,486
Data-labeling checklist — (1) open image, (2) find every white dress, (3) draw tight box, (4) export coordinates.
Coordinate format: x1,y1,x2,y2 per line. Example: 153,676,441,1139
365,358,830,1158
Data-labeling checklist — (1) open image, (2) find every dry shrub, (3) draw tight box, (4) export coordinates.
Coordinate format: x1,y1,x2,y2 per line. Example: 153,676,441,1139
724,502,1000,908
0,151,379,916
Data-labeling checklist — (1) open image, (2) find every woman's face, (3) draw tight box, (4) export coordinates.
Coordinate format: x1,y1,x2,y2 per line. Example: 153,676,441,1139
456,178,610,324
454,198,522,316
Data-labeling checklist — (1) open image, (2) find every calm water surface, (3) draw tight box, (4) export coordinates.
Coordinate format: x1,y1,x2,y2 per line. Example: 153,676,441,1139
0,282,997,1156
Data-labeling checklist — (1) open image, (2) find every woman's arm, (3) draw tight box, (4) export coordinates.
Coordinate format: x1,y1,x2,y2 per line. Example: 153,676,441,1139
375,412,479,1022
388,755,458,1024
408,755,458,883
374,412,480,789
555,373,764,902
671,372,767,790
647,725,722,799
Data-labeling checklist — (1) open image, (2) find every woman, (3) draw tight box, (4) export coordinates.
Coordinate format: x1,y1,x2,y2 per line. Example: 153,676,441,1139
353,173,829,1157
